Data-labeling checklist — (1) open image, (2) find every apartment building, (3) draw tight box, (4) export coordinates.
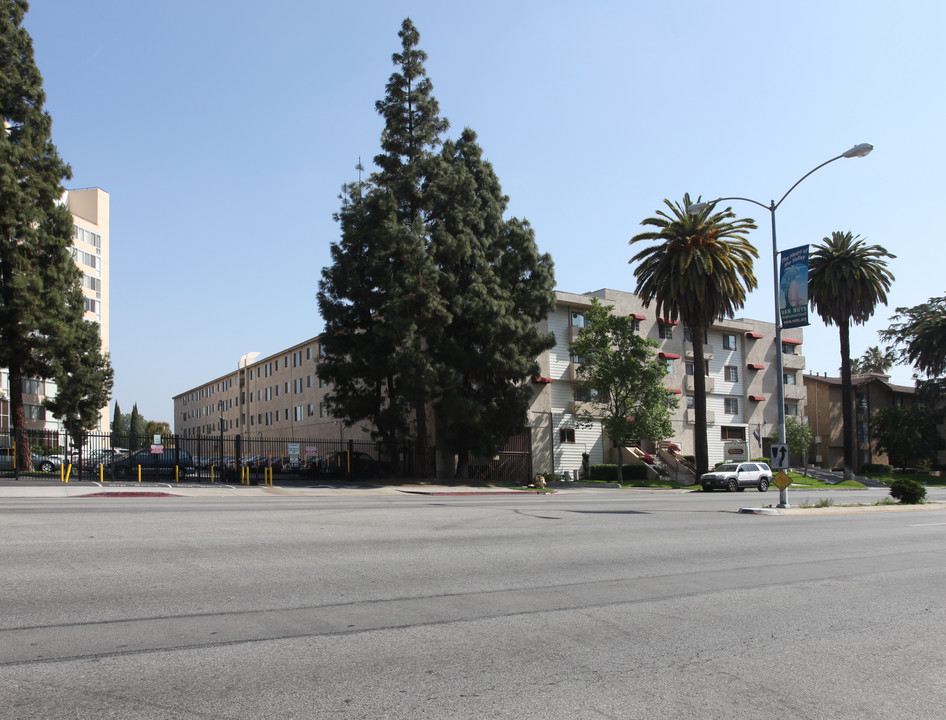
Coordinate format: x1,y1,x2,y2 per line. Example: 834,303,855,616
527,289,805,478
174,338,372,442
804,372,917,470
173,287,803,479
0,188,110,438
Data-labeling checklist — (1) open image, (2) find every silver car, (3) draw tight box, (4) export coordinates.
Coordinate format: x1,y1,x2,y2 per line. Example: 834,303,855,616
701,462,772,492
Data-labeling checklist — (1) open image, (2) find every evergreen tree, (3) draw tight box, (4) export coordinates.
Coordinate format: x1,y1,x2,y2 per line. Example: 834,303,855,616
128,404,144,447
426,129,555,476
318,18,450,475
0,0,82,470
44,318,114,452
111,402,127,448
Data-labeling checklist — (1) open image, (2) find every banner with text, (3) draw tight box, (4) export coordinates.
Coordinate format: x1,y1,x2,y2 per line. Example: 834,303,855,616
779,245,810,329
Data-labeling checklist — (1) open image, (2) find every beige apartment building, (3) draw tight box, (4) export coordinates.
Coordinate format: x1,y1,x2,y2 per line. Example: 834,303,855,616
526,289,805,478
174,338,372,443
174,288,803,479
0,188,110,438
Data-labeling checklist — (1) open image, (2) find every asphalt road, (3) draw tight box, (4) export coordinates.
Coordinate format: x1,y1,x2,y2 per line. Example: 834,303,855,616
1,487,945,719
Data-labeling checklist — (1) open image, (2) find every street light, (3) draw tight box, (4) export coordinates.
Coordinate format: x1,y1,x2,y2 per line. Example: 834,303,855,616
688,143,873,507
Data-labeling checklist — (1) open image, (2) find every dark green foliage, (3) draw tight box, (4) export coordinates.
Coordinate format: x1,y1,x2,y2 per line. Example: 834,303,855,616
44,319,113,448
111,402,127,448
569,297,674,483
870,404,940,470
881,293,946,380
318,20,555,477
426,129,555,474
629,195,758,477
128,403,145,444
0,1,94,470
888,477,926,504
808,231,895,480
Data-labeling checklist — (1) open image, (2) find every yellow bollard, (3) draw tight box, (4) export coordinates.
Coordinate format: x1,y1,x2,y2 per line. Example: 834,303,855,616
99,464,104,483
64,464,72,483
138,465,142,482
211,466,214,483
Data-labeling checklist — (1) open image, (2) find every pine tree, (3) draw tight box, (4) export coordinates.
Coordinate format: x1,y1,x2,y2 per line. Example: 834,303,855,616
128,404,144,447
319,18,449,474
44,319,114,451
426,129,555,476
111,402,127,448
0,0,83,470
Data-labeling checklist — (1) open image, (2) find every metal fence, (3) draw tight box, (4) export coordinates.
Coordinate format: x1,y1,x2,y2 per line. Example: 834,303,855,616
0,429,433,483
1,428,535,485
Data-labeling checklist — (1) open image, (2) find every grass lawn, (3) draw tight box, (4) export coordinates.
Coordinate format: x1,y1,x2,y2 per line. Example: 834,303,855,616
860,471,946,487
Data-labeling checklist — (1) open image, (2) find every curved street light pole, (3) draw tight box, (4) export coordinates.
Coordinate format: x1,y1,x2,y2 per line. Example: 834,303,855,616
688,143,873,504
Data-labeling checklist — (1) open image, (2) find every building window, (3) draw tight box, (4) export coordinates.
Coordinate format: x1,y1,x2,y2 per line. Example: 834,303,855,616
723,333,737,350
570,312,585,328
307,403,314,417
630,319,641,332
320,402,330,418
686,395,695,409
685,361,710,376
22,378,44,395
664,359,674,373
560,428,576,443
784,402,798,417
856,393,868,412
684,329,693,343
721,426,746,441
294,406,303,422
724,398,739,414
658,324,673,339
319,377,329,388
783,372,797,385
24,404,45,420
725,366,739,382
575,386,596,402
781,342,797,355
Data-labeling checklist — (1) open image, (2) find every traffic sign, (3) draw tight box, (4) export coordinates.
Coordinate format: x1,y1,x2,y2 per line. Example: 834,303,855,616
773,471,792,490
771,443,789,469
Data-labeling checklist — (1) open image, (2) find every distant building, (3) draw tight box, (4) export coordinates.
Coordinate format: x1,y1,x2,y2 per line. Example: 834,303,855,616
804,372,917,469
0,188,110,440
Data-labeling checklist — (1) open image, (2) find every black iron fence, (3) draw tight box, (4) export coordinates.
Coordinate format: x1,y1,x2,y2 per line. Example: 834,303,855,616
0,430,432,483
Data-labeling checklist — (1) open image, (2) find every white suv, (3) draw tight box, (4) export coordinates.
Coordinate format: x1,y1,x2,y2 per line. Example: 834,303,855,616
701,462,772,492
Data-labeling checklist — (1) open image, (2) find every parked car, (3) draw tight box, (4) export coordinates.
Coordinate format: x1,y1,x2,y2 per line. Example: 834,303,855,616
0,451,61,473
700,462,772,492
310,451,380,479
110,448,196,479
88,448,129,466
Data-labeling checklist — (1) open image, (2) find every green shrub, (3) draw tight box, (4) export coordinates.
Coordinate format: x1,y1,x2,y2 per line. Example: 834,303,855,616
540,473,562,484
861,463,892,474
889,478,927,504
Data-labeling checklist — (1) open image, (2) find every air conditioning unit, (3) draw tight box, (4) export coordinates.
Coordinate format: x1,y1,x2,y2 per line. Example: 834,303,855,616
814,436,822,443
815,455,822,463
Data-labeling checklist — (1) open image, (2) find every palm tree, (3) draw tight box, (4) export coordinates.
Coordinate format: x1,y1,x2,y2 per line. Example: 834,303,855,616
858,345,895,375
629,194,758,478
808,231,895,480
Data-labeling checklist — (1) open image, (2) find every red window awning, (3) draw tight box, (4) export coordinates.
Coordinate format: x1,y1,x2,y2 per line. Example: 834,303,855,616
746,332,763,339
749,395,765,401
747,363,765,370
659,352,681,360
658,318,679,325
531,376,553,384
782,337,803,345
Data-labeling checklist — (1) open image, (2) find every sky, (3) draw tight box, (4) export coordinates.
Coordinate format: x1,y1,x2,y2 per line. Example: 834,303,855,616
21,0,946,423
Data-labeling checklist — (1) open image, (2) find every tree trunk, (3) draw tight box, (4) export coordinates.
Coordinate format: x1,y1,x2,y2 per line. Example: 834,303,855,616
690,327,710,477
8,367,34,472
414,397,431,477
839,322,856,481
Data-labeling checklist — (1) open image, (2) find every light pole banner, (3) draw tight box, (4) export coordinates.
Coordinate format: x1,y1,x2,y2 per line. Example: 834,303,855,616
779,245,809,329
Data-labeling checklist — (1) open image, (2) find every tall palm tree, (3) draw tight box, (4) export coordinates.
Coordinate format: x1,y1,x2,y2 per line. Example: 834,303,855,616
808,231,895,480
629,194,758,478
